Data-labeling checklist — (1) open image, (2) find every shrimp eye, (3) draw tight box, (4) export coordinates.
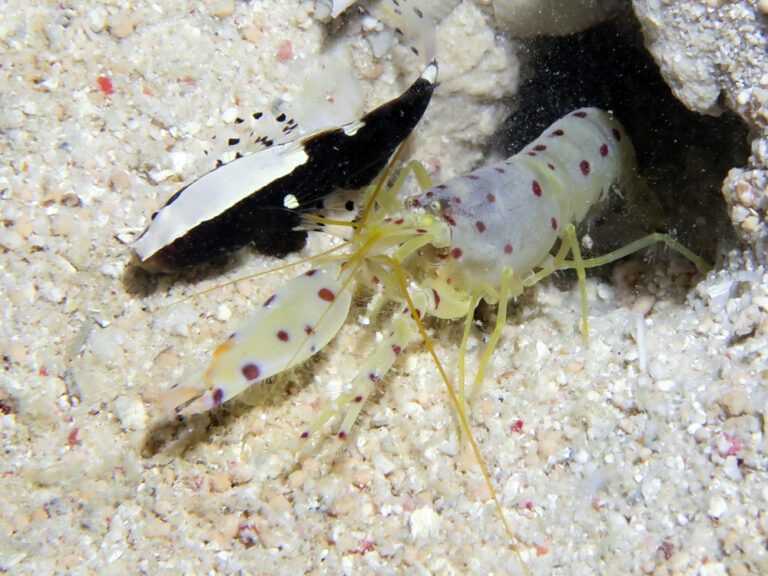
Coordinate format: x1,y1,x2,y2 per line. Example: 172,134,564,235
428,199,446,213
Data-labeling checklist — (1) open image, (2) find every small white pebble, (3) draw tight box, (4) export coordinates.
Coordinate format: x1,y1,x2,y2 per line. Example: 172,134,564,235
215,304,232,322
736,88,752,106
109,11,137,39
0,229,24,251
99,261,124,278
86,6,108,32
409,506,439,540
210,0,235,18
221,107,239,123
641,477,662,503
114,396,149,431
707,495,728,519
699,563,728,576
38,282,66,304
373,453,396,475
655,379,675,392
361,15,380,32
687,422,702,436
56,395,74,412
648,359,667,381
171,323,190,338
573,449,588,464
596,282,614,300
330,0,358,18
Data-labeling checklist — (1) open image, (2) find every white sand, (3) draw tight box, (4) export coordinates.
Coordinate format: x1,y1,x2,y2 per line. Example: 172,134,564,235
2,1,767,574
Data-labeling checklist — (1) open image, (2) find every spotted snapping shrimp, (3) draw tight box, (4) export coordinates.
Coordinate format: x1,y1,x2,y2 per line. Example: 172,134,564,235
168,108,708,566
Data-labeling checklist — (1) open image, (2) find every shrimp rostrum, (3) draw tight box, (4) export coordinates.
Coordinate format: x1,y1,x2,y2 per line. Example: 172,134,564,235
173,107,709,438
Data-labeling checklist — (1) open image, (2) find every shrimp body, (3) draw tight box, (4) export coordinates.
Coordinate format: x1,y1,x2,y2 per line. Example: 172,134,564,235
166,107,707,569
173,106,706,438
412,108,630,301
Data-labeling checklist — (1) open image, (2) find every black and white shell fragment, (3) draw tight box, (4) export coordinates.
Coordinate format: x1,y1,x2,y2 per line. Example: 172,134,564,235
133,61,439,272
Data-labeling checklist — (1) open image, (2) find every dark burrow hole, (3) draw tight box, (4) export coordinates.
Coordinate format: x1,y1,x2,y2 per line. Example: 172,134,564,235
492,12,750,264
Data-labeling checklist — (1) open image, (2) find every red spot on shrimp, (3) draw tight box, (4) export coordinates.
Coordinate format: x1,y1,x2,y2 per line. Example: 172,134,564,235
532,181,542,197
369,372,381,383
550,129,564,137
305,269,317,276
304,325,314,335
466,174,480,180
527,152,537,157
212,388,225,405
432,288,441,309
263,294,276,307
573,110,587,118
580,160,590,176
442,214,457,226
277,330,289,342
353,395,363,403
533,144,547,151
486,192,496,203
600,143,609,157
504,243,513,254
372,275,380,284
494,166,505,173
551,217,558,230
451,247,463,259
547,163,556,171
97,75,114,95
392,344,402,355
394,218,404,225
612,128,622,141
242,364,261,381
318,288,335,302
510,419,524,433
300,431,310,438
475,221,486,233
338,431,348,440
452,197,461,204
